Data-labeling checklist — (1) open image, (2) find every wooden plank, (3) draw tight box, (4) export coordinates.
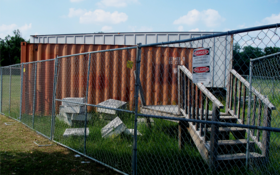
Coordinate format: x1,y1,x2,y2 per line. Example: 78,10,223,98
178,121,188,150
207,139,254,145
204,97,209,143
184,74,188,114
237,81,242,118
242,85,246,124
262,106,271,161
217,152,263,161
200,94,205,137
188,79,192,118
192,82,196,125
186,120,209,163
234,77,238,115
209,103,220,170
178,69,181,112
226,72,232,113
231,69,275,110
251,95,257,135
257,99,262,142
178,66,224,109
229,74,234,110
196,88,200,131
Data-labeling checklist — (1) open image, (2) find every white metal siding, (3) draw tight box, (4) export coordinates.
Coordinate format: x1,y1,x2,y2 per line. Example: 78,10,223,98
29,32,232,88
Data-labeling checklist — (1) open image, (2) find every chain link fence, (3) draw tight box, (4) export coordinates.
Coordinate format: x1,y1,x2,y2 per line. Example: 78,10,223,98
1,23,280,174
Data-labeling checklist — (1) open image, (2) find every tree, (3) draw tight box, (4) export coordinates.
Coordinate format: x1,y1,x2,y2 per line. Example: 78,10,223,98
0,29,26,66
232,44,280,75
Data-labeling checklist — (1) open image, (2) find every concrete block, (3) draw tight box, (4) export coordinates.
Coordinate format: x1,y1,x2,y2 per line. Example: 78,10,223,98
59,105,86,114
57,113,92,126
63,128,89,137
97,99,127,115
124,129,142,136
101,117,126,138
62,97,85,107
137,118,155,126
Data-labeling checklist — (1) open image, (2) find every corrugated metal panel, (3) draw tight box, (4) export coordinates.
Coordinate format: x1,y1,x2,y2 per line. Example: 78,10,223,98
21,43,195,114
30,32,219,45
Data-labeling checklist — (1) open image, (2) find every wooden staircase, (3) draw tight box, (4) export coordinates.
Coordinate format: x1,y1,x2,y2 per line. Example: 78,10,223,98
139,65,276,169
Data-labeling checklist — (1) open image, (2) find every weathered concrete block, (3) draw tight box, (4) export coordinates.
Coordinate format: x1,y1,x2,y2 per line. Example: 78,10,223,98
124,129,142,136
62,97,85,107
57,113,92,126
101,117,126,138
137,118,155,126
59,105,86,114
63,128,89,137
97,99,127,115
99,114,116,121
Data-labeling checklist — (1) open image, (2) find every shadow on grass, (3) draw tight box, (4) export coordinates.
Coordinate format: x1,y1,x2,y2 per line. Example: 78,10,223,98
0,150,120,175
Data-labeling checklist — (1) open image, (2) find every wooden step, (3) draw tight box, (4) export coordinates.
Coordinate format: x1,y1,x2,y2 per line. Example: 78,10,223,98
205,139,255,155
207,115,237,123
217,152,264,161
206,127,246,140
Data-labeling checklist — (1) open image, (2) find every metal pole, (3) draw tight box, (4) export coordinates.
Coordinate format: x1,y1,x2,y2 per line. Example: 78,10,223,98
84,53,91,154
224,36,228,88
51,57,59,140
272,77,275,98
132,43,142,175
19,64,24,120
32,63,37,128
0,67,2,113
246,60,253,168
9,66,11,116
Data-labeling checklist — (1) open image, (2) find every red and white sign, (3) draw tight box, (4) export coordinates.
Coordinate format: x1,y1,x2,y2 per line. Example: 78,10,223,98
192,48,211,84
193,66,210,73
193,49,209,57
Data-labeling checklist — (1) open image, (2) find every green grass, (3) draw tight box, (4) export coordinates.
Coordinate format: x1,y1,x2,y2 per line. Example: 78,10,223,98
0,114,119,175
1,74,280,174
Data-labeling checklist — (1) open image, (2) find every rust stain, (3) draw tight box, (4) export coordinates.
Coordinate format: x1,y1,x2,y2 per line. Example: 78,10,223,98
21,43,194,114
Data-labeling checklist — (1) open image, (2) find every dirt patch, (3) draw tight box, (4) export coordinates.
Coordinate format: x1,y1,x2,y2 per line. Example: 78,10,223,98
0,115,120,175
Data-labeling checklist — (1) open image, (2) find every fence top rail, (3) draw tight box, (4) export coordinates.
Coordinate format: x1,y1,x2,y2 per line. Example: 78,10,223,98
1,63,22,68
178,65,224,109
57,46,138,59
139,23,280,47
251,51,280,62
231,69,276,110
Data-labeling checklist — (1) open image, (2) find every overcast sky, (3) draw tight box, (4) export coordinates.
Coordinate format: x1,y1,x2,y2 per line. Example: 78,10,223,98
0,0,280,40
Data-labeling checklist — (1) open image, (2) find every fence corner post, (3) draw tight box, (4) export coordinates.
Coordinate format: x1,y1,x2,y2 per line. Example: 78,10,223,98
50,56,59,140
132,43,142,175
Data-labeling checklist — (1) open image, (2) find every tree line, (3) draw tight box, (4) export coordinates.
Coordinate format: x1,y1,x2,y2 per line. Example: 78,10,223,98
0,30,28,66
233,43,280,75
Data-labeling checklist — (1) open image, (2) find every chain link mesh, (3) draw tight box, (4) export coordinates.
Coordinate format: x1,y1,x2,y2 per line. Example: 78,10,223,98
1,24,280,174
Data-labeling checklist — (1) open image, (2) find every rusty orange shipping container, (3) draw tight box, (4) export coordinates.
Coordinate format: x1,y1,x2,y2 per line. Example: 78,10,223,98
21,42,194,115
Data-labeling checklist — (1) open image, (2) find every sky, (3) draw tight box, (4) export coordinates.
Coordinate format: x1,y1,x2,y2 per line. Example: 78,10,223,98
0,0,280,40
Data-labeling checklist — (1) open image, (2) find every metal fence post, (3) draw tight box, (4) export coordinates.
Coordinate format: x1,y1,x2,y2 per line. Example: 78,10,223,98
51,56,59,140
32,63,37,128
19,64,24,120
246,60,253,168
84,53,91,154
0,67,2,113
9,66,11,116
272,77,275,98
132,43,142,175
224,35,228,88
